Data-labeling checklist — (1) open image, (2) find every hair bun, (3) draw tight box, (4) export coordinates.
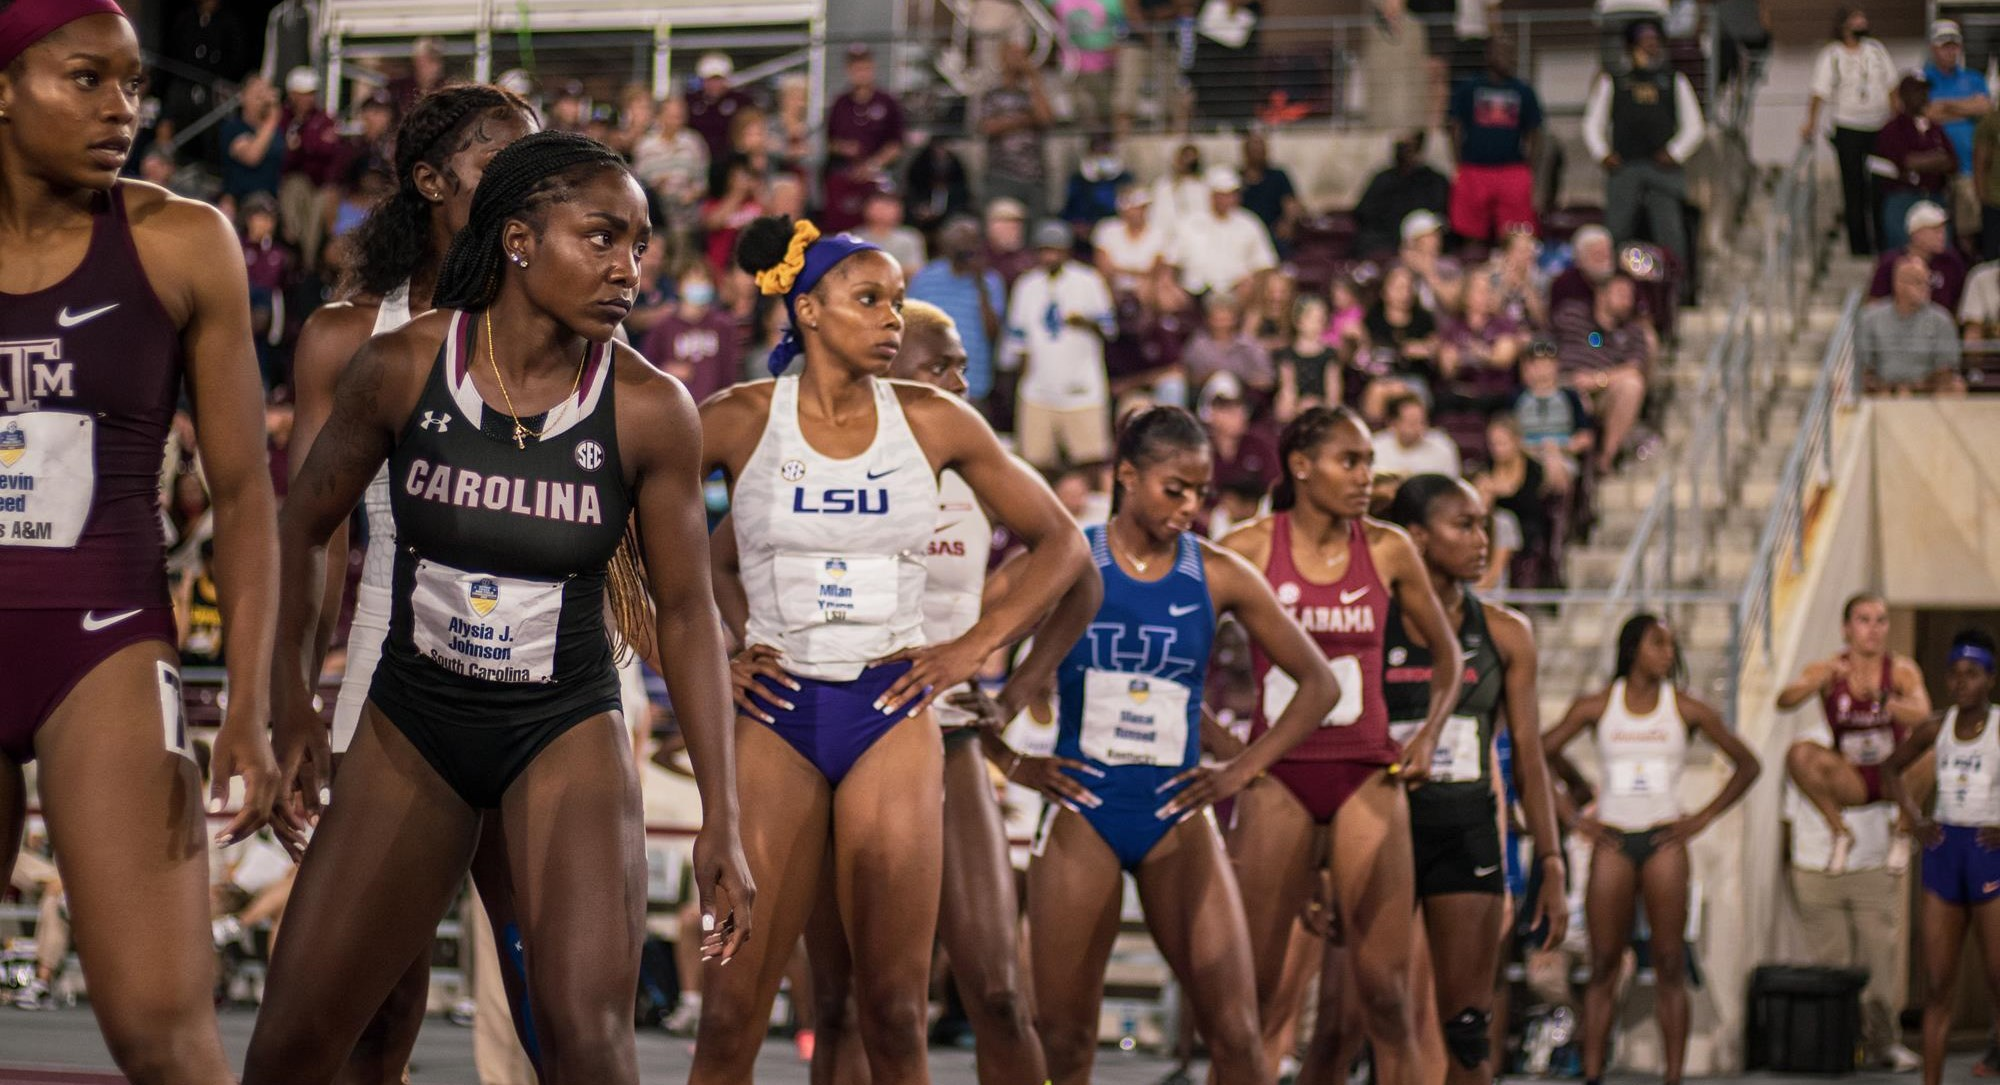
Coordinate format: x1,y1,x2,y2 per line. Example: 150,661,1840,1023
735,215,799,277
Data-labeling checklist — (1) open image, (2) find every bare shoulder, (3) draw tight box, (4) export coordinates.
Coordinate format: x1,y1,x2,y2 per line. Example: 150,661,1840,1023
895,378,983,433
1483,601,1537,657
1218,514,1276,567
698,377,775,425
298,300,381,353
121,180,234,251
1197,534,1266,592
1892,654,1927,686
364,308,452,386
1362,516,1417,552
612,341,693,415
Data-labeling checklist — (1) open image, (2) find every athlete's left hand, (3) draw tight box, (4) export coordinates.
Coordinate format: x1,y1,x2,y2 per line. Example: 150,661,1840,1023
1395,725,1441,786
1650,813,1710,850
692,822,756,965
1153,760,1253,821
210,711,287,849
873,635,992,719
1532,859,1570,950
945,685,1006,733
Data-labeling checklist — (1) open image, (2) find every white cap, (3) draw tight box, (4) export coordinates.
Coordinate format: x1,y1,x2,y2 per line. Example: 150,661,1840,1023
1198,371,1246,418
285,66,320,95
1204,165,1242,193
496,68,535,96
1401,209,1444,243
1905,200,1948,234
696,53,734,79
1932,19,1964,44
1116,186,1152,210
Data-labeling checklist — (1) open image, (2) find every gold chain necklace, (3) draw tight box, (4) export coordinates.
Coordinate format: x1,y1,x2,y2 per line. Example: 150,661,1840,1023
484,309,586,449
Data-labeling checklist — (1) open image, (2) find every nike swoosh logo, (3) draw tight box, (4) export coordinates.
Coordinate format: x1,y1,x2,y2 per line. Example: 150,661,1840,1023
865,467,898,480
1339,587,1370,605
935,520,963,534
1473,864,1501,878
1168,603,1201,617
1986,881,2000,895
81,608,142,632
57,303,118,328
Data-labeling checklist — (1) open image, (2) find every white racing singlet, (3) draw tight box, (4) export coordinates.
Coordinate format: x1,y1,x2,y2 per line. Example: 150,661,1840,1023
332,285,411,753
1937,706,2000,827
923,468,991,728
734,376,938,681
1594,678,1688,831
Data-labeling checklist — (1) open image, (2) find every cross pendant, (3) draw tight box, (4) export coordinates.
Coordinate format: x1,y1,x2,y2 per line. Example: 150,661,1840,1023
513,424,527,449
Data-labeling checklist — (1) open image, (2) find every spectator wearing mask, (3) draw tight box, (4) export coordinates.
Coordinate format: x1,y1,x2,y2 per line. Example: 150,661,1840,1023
632,94,710,235
222,75,285,213
1052,0,1126,132
641,265,741,404
978,40,1056,217
1353,131,1451,258
1061,134,1134,235
1868,202,1966,312
983,197,1038,286
1182,294,1276,401
1372,394,1462,478
1554,273,1653,471
1093,185,1177,310
1582,18,1704,295
1513,341,1594,494
910,215,1006,404
1169,166,1279,306
1239,132,1302,251
1152,143,1213,241
688,53,757,161
276,67,343,272
855,187,928,276
1398,209,1464,314
823,44,907,232
1873,76,1959,251
906,139,974,238
1005,220,1117,470
1449,39,1544,244
1922,21,1991,230
1804,7,1898,257
1855,256,1964,395
1201,372,1280,498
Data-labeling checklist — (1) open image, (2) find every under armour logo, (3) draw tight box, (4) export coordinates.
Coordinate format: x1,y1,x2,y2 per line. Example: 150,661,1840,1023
420,411,451,432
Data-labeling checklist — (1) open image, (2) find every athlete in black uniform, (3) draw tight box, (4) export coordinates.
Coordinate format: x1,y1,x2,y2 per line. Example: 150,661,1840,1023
247,132,750,1085
1382,475,1568,1085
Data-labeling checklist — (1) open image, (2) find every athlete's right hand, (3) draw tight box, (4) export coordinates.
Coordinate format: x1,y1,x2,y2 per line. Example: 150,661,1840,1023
1571,814,1621,850
272,696,332,851
1007,754,1105,812
729,645,799,724
1906,816,1944,849
692,821,756,965
996,666,1057,725
212,709,289,851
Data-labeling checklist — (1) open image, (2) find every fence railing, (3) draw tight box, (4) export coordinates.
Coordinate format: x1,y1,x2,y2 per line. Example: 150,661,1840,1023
1762,143,1824,343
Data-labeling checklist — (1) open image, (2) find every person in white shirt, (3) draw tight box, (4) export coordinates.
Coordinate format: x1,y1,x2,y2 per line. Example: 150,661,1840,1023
1169,165,1279,306
1092,184,1182,312
1371,394,1463,478
1581,18,1705,295
1152,142,1213,245
1802,7,1898,257
1007,219,1118,470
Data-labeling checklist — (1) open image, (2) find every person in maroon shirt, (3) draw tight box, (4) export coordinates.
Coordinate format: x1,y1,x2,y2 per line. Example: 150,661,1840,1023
821,44,907,233
689,53,759,163
641,264,742,403
1866,201,1967,312
1202,373,1280,504
1873,76,1958,249
277,67,345,272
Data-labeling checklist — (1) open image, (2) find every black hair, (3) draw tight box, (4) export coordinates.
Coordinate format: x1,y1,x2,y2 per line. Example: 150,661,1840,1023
1830,6,1859,41
1383,473,1468,532
1624,16,1664,46
734,213,802,279
1952,628,1998,658
1272,405,1368,512
1841,592,1885,623
348,84,532,298
1383,392,1424,421
1111,406,1209,512
1614,612,1683,684
433,131,632,312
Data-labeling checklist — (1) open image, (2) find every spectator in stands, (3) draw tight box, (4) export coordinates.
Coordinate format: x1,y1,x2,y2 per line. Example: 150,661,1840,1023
1329,273,1368,354
700,159,766,280
1856,256,1965,395
1275,293,1341,421
744,298,793,382
689,53,756,162
1477,414,1555,585
1240,133,1302,251
1061,133,1134,235
547,81,588,135
1399,209,1464,315
978,39,1056,217
1440,269,1526,401
1874,75,1958,251
1805,7,1898,257
1153,143,1213,239
1363,0,1432,132
717,107,788,198
1974,93,2000,262
275,68,342,273
823,44,907,232
765,74,812,176
984,197,1038,286
1248,274,1297,349
610,85,657,160
1514,341,1593,494
1182,294,1275,401
389,36,450,116
1053,0,1125,132
221,75,285,217
1593,0,1668,74
1361,262,1441,420
633,95,710,236
1549,224,1617,321
1555,273,1652,471
1006,220,1117,470
349,90,397,180
1193,0,1263,124
856,187,928,275
1583,18,1704,299
239,194,293,388
911,215,1006,405
1868,202,1966,312
1489,229,1550,328
1353,131,1451,259
1372,394,1462,478
641,264,741,404
1201,372,1280,495
1922,21,1991,231
1093,184,1177,310
1170,166,1279,306
907,138,975,238
1449,38,1544,245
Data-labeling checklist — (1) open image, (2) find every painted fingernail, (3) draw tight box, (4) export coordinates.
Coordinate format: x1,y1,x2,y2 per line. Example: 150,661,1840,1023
872,698,885,712
702,912,716,932
208,797,224,814
788,680,803,690
319,787,332,806
782,702,796,711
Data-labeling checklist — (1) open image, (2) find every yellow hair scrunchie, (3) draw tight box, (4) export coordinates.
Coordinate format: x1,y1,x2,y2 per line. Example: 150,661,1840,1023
754,219,822,297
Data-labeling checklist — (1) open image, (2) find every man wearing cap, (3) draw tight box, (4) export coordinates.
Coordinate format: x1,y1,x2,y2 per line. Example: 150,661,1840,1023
1005,220,1117,471
277,66,344,271
1868,202,1968,312
388,36,448,116
689,53,756,162
1398,209,1464,314
1872,76,1959,250
1353,131,1452,259
983,197,1039,287
1583,18,1704,296
1092,184,1177,311
977,39,1055,217
1923,21,1993,232
823,43,907,233
1167,166,1278,305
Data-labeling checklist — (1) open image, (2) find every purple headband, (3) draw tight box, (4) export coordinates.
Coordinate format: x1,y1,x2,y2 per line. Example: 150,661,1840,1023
1951,643,1996,673
0,0,126,71
761,228,884,377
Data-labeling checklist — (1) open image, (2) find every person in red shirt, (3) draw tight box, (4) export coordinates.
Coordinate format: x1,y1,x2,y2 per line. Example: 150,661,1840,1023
821,44,907,233
688,53,758,163
642,264,742,404
276,67,346,273
1873,76,1958,249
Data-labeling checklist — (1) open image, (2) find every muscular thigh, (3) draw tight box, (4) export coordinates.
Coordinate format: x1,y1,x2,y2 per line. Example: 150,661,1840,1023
937,734,1019,975
1025,807,1124,1018
832,713,944,976
1136,813,1259,992
1330,772,1415,937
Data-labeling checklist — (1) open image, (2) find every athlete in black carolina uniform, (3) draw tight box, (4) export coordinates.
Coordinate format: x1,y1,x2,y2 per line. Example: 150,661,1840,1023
0,4,285,1079
248,132,749,1085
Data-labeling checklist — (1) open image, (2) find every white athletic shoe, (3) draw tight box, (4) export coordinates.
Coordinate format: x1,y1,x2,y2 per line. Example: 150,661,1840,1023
11,979,50,1011
662,999,702,1036
1882,1044,1922,1072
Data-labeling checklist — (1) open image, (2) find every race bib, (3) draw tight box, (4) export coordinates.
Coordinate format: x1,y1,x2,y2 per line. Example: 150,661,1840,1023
411,559,563,683
1080,668,1190,767
1608,757,1672,798
1838,727,1895,767
156,661,192,763
774,552,898,628
1388,715,1484,783
1264,655,1365,727
0,411,95,549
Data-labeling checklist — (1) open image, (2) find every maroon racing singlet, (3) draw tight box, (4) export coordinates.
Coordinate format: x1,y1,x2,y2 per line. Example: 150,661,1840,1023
0,183,183,609
1252,512,1396,766
1822,652,1902,803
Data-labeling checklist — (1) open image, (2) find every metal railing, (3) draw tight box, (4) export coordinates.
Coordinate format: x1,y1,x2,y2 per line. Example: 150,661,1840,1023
1763,144,1825,343
1734,288,1862,668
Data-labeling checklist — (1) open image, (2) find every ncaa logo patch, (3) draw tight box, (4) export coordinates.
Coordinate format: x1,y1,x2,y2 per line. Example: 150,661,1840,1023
1128,677,1151,704
780,459,807,482
0,421,23,467
573,439,605,472
824,558,847,578
468,577,500,617
1276,581,1302,606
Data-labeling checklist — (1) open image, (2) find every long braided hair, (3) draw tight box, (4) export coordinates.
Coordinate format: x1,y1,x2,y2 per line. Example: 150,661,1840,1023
347,84,532,299
432,130,657,661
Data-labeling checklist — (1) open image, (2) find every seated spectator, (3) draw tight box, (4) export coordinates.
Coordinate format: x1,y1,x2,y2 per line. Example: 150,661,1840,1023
978,40,1055,218
1006,220,1117,471
1548,224,1618,322
1555,273,1653,472
1201,372,1281,502
983,197,1037,287
1442,270,1527,378
632,94,709,235
1276,294,1342,420
1487,229,1550,328
1448,39,1544,245
1328,273,1368,354
1470,479,1525,592
641,264,740,404
1353,131,1450,258
1152,142,1213,241
546,81,588,135
1170,166,1279,306
714,106,790,199
700,160,766,280
1061,133,1133,234
1855,255,1964,395
823,44,907,232
1092,185,1178,310
1399,209,1464,315
609,84,657,160
906,137,973,238
1959,258,2000,343
1240,132,1303,251
1249,274,1297,350
909,215,1006,405
1475,417,1554,588
222,75,285,217
689,53,757,162
277,67,344,272
770,73,814,175
1867,201,1966,312
1872,75,1957,250
855,187,927,275
1513,341,1594,494
1359,263,1440,420
239,194,294,387
1372,394,1462,478
1182,295,1276,403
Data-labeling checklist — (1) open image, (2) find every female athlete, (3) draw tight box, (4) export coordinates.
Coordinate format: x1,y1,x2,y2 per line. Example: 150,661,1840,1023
693,215,1089,1083
1218,406,1463,1085
0,2,284,1078
246,132,750,1085
1544,613,1759,1085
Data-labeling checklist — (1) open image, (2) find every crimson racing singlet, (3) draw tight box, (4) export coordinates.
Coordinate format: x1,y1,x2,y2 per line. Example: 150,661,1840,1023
1823,653,1901,772
1251,513,1396,764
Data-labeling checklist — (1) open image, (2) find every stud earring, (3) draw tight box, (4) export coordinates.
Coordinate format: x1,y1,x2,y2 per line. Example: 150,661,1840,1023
510,252,527,268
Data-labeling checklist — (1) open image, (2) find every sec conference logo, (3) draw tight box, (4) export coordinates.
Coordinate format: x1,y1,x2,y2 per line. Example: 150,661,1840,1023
573,439,605,472
469,577,500,617
781,459,807,482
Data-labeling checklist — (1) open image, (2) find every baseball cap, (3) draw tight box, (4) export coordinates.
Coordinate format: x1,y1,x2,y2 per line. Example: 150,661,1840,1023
1032,219,1073,251
846,43,874,60
1401,209,1445,243
1905,200,1948,234
696,53,733,80
1204,165,1242,193
284,66,320,95
1932,19,1964,44
1199,371,1246,416
1116,186,1153,211
986,197,1028,223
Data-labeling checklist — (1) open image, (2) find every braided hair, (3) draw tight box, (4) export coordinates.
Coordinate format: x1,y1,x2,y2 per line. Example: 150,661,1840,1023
1111,405,1209,513
347,84,531,298
1272,405,1369,512
433,131,632,312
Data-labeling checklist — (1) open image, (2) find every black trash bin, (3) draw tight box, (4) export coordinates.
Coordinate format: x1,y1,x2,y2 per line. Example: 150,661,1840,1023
1745,964,1869,1075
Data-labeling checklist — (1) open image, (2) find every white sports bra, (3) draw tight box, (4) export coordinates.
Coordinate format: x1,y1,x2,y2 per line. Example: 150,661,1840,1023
1595,678,1688,831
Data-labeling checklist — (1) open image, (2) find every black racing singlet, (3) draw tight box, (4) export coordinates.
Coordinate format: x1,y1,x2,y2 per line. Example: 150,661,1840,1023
1384,593,1506,826
369,311,630,729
